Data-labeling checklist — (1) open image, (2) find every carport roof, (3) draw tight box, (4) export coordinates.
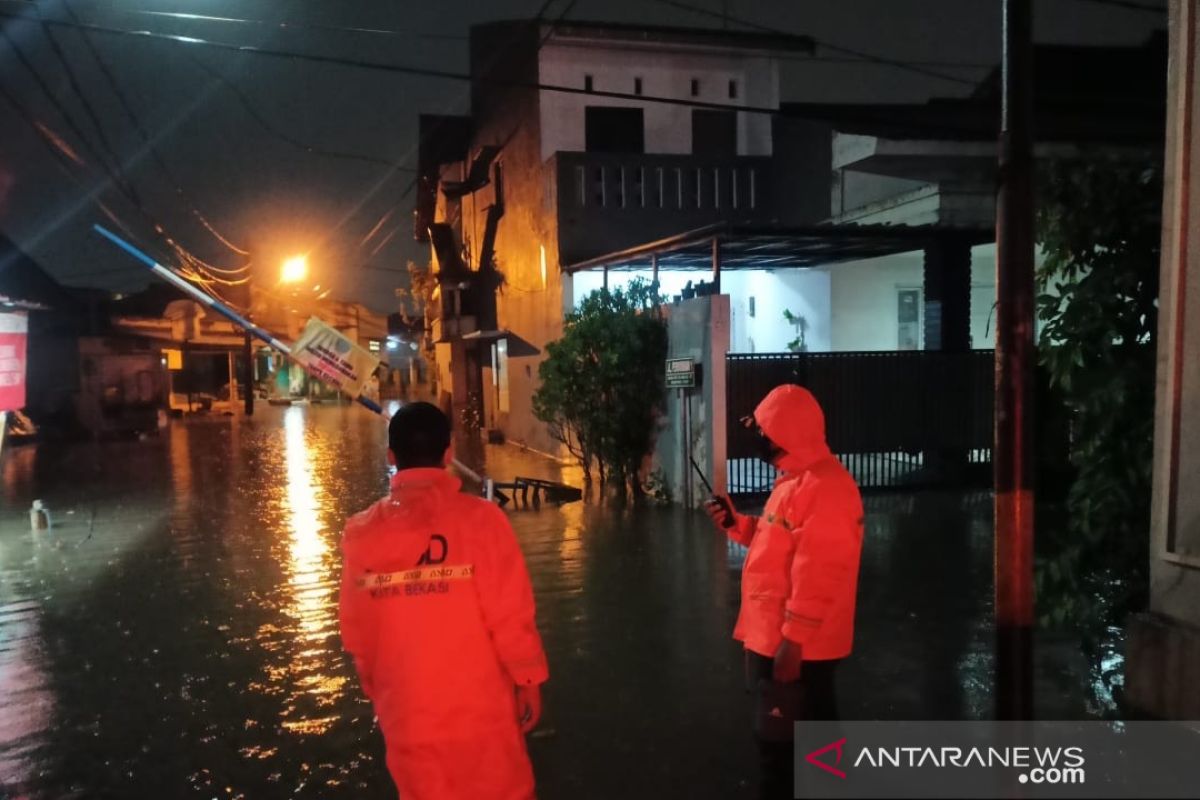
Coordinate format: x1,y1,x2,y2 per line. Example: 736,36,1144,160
562,223,993,273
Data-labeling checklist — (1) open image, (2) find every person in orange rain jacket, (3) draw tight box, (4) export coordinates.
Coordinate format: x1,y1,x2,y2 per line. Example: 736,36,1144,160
339,402,548,800
704,384,864,800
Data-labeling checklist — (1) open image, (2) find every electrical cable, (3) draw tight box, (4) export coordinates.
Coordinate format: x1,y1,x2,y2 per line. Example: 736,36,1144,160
57,0,251,260
645,0,981,85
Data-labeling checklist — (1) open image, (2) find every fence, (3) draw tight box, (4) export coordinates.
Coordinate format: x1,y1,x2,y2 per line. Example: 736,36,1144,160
727,350,994,494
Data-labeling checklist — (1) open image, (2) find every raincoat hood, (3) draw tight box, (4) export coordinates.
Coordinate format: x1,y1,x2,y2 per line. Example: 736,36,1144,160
753,384,832,473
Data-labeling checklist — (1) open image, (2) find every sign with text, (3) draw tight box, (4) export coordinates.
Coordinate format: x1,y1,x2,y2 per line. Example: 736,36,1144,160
665,357,695,389
291,317,381,399
0,312,28,411
791,721,1200,798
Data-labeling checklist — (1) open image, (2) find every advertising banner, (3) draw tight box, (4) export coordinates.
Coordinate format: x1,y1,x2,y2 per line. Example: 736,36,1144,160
0,312,28,412
291,316,380,399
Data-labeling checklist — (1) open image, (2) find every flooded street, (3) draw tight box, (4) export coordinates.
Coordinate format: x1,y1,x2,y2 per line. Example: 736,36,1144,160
1,406,1089,799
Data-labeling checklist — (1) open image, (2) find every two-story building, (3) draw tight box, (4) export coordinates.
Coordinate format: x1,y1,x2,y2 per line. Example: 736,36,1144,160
416,20,814,454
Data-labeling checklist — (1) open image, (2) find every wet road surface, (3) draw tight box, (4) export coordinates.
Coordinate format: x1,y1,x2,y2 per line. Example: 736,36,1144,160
0,405,1091,799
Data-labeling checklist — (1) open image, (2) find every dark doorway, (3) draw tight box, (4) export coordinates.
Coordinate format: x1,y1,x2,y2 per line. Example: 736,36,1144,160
691,110,737,157
585,106,645,154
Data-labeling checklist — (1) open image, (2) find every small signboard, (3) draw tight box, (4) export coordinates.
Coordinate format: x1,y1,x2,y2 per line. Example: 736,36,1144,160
0,312,28,412
292,317,382,399
665,357,695,389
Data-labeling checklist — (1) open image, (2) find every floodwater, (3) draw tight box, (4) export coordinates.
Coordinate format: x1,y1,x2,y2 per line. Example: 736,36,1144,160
0,405,1091,799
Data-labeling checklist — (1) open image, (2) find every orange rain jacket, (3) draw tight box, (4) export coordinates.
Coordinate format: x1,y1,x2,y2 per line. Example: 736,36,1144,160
727,385,865,662
339,468,548,800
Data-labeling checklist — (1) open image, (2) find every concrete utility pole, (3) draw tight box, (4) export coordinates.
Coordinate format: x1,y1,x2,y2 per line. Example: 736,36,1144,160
994,0,1035,721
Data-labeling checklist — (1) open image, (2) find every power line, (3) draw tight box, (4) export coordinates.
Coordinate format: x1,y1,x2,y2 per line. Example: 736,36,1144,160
0,76,238,293
645,0,980,85
0,26,137,208
180,49,418,172
22,5,143,204
58,0,250,260
1,23,250,298
128,8,468,41
0,9,787,116
1061,0,1166,12
355,0,571,260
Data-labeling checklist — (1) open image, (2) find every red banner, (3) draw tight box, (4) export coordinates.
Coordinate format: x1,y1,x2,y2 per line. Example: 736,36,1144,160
0,312,28,412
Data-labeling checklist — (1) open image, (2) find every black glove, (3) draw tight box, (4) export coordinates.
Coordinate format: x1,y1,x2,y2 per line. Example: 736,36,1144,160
703,494,736,530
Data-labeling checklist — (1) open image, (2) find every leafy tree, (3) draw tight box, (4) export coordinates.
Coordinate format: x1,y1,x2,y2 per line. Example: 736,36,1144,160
394,261,438,330
1034,154,1161,705
534,279,668,499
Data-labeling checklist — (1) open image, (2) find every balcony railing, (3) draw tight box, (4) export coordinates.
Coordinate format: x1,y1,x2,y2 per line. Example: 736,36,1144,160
551,151,777,265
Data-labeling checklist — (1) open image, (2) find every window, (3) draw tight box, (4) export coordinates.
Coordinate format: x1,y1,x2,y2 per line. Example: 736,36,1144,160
634,76,643,95
584,74,594,92
690,78,700,96
691,109,737,157
491,340,510,414
584,106,645,153
728,79,738,99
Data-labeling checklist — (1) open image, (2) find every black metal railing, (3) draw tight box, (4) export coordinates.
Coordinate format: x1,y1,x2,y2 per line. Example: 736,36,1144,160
727,350,994,494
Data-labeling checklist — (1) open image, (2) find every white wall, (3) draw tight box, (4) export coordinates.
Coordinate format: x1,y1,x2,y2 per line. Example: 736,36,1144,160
571,268,829,354
970,243,998,349
722,269,831,353
827,246,1001,352
539,43,778,161
829,253,924,351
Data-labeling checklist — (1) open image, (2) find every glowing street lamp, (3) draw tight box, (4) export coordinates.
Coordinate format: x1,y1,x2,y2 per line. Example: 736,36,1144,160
281,254,309,284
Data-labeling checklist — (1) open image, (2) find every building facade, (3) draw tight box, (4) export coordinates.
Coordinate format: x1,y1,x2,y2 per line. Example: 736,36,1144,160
418,21,811,454
1126,0,1200,719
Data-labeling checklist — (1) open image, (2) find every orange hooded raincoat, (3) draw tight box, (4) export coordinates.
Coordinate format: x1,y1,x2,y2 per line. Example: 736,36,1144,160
339,468,548,800
728,385,864,661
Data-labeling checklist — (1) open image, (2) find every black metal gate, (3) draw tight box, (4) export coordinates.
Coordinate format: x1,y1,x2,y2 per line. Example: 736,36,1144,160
727,351,993,495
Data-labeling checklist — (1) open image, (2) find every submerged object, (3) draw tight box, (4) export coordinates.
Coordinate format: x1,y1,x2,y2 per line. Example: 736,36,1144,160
30,499,51,531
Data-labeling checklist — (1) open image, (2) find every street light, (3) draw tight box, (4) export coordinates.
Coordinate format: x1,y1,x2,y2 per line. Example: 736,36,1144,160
281,254,308,284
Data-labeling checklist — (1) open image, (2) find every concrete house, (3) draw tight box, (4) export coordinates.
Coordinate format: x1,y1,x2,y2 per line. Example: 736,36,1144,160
415,21,813,455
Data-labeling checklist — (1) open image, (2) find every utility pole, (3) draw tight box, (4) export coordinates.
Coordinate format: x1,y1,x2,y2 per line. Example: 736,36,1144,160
239,278,255,416
994,0,1035,721
243,329,254,416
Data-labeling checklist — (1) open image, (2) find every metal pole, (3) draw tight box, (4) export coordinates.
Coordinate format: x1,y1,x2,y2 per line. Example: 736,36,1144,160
683,389,693,508
651,252,659,287
227,351,237,405
681,388,691,506
711,237,721,294
243,330,254,416
994,0,1035,721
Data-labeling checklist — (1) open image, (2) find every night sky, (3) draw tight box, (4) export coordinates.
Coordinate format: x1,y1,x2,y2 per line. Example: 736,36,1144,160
0,0,1167,311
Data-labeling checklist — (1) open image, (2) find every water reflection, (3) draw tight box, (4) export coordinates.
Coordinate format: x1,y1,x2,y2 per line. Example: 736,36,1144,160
271,407,345,735
283,407,333,639
0,598,53,792
0,407,1103,800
